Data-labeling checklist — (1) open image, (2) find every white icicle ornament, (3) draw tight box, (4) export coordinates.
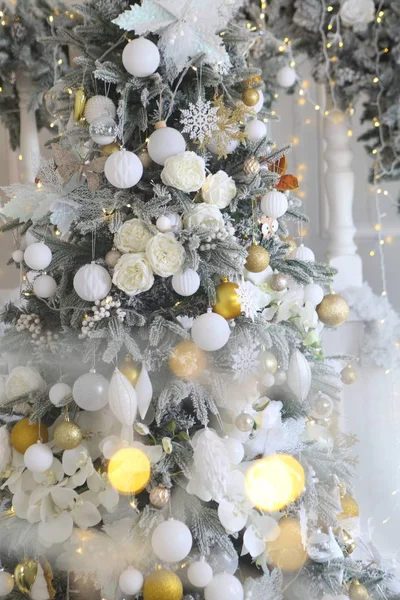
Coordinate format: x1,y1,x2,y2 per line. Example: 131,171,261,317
108,368,137,426
287,349,311,401
135,364,153,420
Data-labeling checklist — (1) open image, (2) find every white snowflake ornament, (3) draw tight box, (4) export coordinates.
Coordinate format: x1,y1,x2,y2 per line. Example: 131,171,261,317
180,97,219,145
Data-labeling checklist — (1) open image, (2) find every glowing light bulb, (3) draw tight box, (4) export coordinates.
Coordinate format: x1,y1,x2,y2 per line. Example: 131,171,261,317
108,448,151,495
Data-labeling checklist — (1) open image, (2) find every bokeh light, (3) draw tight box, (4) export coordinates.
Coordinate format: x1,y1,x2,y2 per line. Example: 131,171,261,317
245,454,305,511
267,517,307,571
107,447,150,495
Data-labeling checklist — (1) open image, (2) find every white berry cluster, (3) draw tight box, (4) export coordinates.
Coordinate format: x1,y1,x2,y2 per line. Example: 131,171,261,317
15,313,59,348
80,296,126,338
199,223,235,252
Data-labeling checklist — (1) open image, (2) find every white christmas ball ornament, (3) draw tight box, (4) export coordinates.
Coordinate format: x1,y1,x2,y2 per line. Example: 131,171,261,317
84,95,116,124
260,190,288,218
89,115,117,145
262,373,275,387
277,65,297,88
73,263,112,302
49,382,71,406
122,38,160,78
205,573,243,600
104,149,143,189
172,269,200,296
188,559,213,588
245,119,267,142
223,437,244,465
73,370,109,411
151,519,193,563
33,274,57,298
304,283,324,306
24,442,53,472
119,568,144,595
147,124,186,166
156,213,181,233
0,571,14,596
207,138,239,156
290,244,315,262
191,309,230,351
12,249,24,263
24,243,52,271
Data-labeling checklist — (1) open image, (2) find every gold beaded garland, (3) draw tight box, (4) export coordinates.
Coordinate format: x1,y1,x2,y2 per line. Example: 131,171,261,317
11,418,49,454
242,88,260,107
149,485,170,508
245,244,270,273
348,580,369,600
53,421,83,450
341,365,357,385
212,278,242,320
143,570,183,600
316,293,350,327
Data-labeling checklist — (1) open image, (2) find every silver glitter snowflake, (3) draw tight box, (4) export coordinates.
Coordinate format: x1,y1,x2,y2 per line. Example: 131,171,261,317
236,280,271,321
231,341,260,381
180,97,219,145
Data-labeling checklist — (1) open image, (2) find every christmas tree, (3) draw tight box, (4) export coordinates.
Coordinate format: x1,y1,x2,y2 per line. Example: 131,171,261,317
0,1,397,600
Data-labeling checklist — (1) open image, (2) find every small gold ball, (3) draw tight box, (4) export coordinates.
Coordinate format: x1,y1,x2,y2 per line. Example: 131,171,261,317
341,365,357,385
349,580,369,599
169,340,207,379
11,418,49,454
53,421,83,450
242,88,260,107
243,156,260,175
339,493,359,519
119,355,141,386
316,293,350,327
143,570,183,600
342,530,356,556
100,142,120,157
245,244,270,273
213,278,242,320
267,517,307,572
149,485,170,508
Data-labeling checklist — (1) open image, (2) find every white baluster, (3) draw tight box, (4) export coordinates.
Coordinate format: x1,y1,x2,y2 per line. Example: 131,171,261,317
15,71,41,183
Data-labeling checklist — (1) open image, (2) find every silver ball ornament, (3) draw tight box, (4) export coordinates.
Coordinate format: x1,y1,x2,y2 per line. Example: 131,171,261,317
270,273,288,291
89,115,118,145
235,412,254,432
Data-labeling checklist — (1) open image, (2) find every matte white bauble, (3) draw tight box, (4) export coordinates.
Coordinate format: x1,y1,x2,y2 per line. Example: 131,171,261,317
33,274,57,298
49,382,71,406
274,369,287,386
287,349,311,401
188,560,213,588
207,138,239,155
151,519,193,563
262,373,275,387
0,571,14,596
147,125,186,166
208,547,238,575
25,227,42,246
223,437,244,465
73,370,109,411
108,368,137,426
260,190,288,218
24,442,53,472
277,65,297,88
12,249,24,263
119,568,144,595
191,309,230,351
204,574,243,600
89,115,118,145
73,263,112,302
304,283,324,306
104,149,143,189
252,90,264,114
245,119,267,142
122,38,160,77
156,213,181,233
24,243,52,271
172,269,200,296
290,244,315,262
84,95,116,124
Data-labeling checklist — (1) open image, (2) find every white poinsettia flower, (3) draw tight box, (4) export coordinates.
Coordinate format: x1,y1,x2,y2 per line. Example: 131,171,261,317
276,285,305,322
0,450,26,493
218,470,253,533
33,457,64,485
242,512,280,560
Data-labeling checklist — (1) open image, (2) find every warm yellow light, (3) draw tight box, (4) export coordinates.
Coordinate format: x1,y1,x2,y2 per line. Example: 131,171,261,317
305,118,311,125
245,454,305,511
385,235,393,244
376,17,382,23
380,240,385,245
374,224,381,231
370,251,375,256
384,47,389,53
326,43,332,49
108,448,151,495
339,41,344,48
298,99,306,106
292,137,300,146
324,110,330,116
18,154,23,161
315,105,320,111
274,93,279,99
379,10,384,16
373,77,379,83
278,45,285,52
327,24,333,30
374,121,380,127
327,5,333,11
271,110,276,116
372,149,378,154
347,129,353,137
290,61,296,67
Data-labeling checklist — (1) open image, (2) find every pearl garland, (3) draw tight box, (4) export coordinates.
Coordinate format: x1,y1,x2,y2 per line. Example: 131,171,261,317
15,313,59,348
199,224,235,252
80,296,126,338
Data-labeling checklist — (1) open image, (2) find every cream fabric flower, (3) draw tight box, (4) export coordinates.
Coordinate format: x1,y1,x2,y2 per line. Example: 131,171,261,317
146,233,185,277
202,170,237,208
114,218,153,254
161,151,206,192
183,203,224,229
339,0,375,26
112,253,154,296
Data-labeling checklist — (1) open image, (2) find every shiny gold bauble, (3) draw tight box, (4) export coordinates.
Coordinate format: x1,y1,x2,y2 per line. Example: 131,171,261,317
138,148,153,168
339,493,359,519
242,88,260,107
280,236,297,256
149,485,170,508
73,88,86,121
316,293,350,327
143,570,183,600
243,156,260,175
341,365,357,385
53,421,83,450
119,355,140,387
168,340,206,379
348,580,369,600
267,517,308,572
245,244,270,273
342,529,356,555
100,142,120,157
212,278,242,319
14,559,38,595
11,418,49,454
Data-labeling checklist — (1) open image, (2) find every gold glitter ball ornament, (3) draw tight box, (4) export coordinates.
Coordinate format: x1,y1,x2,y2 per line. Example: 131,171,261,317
242,88,260,107
245,244,270,273
267,517,308,572
341,365,357,385
348,580,369,600
143,570,183,600
53,420,83,450
169,340,207,379
100,142,120,157
149,485,170,508
73,88,86,121
339,493,359,519
119,355,141,387
243,156,261,175
212,278,242,320
316,293,350,327
11,418,49,454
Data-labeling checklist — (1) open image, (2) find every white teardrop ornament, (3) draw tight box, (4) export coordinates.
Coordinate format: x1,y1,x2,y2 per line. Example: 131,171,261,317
108,368,137,426
135,364,153,420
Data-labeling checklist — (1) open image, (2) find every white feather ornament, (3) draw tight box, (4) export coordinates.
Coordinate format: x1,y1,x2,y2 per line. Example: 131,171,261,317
190,429,231,502
135,364,153,420
108,368,137,426
0,426,11,473
287,350,311,401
